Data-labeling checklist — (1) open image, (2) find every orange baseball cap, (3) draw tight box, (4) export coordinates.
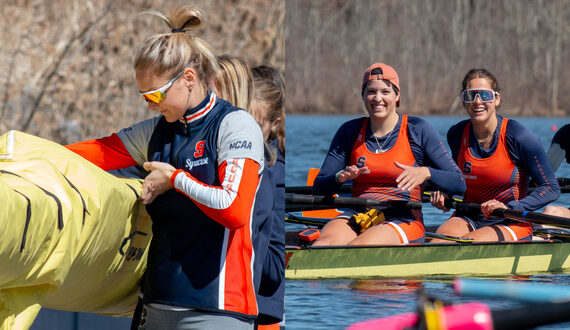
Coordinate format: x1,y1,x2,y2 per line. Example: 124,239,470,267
362,63,400,91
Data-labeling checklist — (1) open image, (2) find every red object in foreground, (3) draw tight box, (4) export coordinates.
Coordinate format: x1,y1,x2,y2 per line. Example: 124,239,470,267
299,228,320,242
347,297,570,330
347,302,492,330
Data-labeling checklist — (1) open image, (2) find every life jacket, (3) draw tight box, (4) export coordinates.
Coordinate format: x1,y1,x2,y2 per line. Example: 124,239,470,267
143,95,260,319
457,118,527,204
350,115,422,203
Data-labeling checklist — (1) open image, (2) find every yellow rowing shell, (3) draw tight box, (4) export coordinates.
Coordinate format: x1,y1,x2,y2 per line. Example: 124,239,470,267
0,131,151,330
285,239,570,279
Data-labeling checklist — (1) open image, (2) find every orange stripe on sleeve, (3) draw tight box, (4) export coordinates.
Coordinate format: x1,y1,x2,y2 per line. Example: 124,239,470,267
65,133,138,170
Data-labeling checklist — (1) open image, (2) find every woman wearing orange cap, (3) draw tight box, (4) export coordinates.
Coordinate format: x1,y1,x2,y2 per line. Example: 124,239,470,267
430,68,560,242
312,63,465,246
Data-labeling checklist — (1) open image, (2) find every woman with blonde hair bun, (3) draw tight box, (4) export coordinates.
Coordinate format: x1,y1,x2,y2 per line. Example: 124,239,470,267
67,5,266,329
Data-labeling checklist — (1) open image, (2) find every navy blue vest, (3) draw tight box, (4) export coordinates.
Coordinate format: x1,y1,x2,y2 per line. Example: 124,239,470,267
143,97,249,314
254,142,285,324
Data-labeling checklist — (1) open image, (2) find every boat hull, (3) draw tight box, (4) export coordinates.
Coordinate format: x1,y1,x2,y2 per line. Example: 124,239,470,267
285,240,570,279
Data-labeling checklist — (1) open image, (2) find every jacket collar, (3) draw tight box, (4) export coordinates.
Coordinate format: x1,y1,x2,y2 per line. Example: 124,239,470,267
178,91,217,126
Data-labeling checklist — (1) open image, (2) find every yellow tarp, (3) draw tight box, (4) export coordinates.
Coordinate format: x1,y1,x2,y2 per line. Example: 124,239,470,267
0,131,152,330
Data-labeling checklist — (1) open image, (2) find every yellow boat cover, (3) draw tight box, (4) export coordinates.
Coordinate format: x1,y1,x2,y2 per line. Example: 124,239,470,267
0,131,152,330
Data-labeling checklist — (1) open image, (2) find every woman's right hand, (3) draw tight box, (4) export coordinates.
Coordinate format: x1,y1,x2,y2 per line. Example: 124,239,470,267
141,161,176,204
336,165,369,183
430,191,450,212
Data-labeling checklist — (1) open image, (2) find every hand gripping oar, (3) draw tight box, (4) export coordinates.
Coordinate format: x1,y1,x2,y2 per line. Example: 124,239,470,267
285,193,422,212
443,199,570,228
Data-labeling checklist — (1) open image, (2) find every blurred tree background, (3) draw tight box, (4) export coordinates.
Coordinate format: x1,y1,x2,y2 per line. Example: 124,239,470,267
0,0,284,143
286,0,569,116
1,0,568,145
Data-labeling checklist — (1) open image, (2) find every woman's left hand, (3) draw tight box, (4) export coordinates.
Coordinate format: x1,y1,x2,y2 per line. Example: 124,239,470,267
141,161,176,204
480,199,507,218
430,191,450,212
394,161,431,191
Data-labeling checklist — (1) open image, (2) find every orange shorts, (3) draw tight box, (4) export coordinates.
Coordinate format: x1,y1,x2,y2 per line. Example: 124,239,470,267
383,219,425,244
456,213,533,241
496,221,533,241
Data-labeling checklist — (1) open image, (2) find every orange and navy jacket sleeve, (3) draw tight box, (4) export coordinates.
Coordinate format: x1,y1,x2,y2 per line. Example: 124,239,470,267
170,157,261,229
65,133,138,170
503,119,560,210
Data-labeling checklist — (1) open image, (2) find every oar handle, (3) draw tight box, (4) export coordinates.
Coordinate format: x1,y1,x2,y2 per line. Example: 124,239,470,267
444,199,487,214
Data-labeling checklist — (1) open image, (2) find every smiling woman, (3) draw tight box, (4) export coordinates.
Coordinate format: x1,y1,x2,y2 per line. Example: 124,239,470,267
430,68,561,243
309,62,465,246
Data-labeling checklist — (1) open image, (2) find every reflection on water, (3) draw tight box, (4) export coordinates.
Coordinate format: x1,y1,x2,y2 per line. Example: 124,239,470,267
349,278,423,294
286,276,570,329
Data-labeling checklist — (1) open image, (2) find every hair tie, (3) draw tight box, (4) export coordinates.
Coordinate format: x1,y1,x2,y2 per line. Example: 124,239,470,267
171,28,185,33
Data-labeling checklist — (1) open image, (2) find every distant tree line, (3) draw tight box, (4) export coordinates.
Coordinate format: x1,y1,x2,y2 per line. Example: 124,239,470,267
0,0,284,143
286,0,569,116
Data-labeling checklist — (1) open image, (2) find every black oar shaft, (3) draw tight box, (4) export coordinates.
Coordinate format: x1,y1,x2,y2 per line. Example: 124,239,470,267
286,182,439,194
445,199,485,214
285,193,422,211
286,204,337,212
285,215,328,227
286,177,570,195
492,301,570,330
442,199,570,228
501,209,570,228
285,185,350,195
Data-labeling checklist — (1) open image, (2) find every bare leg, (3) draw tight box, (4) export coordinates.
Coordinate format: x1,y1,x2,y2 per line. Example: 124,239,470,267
348,223,401,245
429,217,472,243
466,225,514,242
534,206,570,240
312,218,357,246
544,205,570,218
